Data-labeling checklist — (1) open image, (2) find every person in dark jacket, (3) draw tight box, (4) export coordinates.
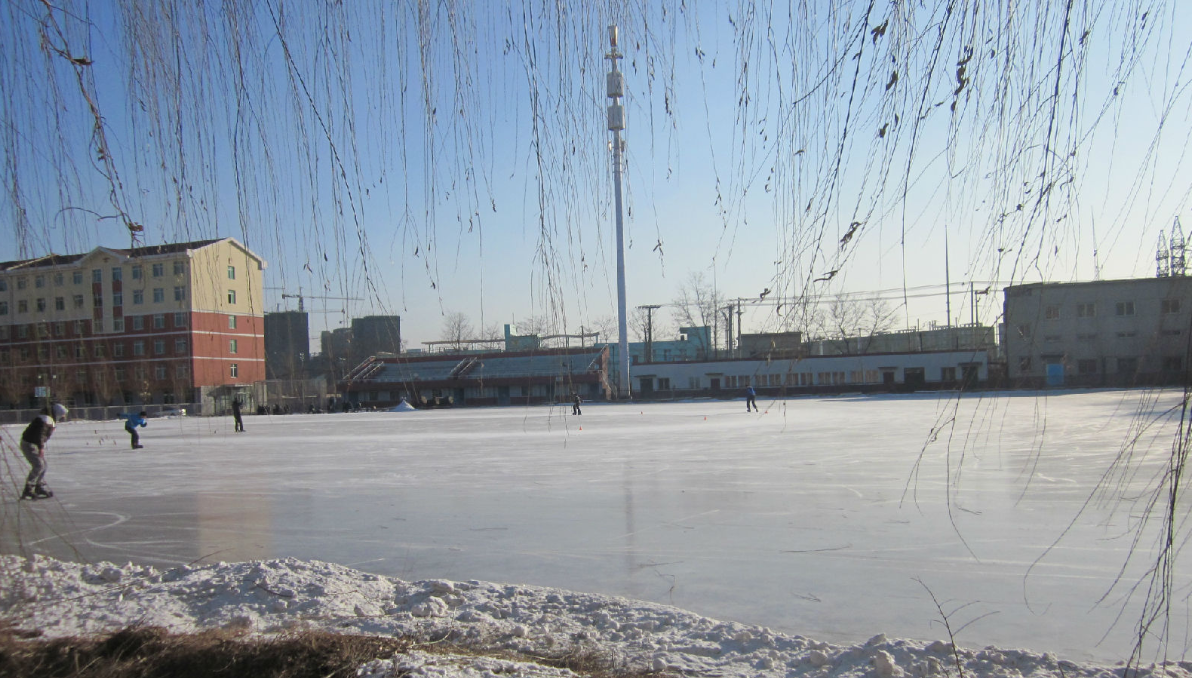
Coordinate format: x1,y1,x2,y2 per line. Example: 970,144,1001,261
572,393,582,415
119,411,148,449
745,385,757,412
20,403,67,499
231,398,245,432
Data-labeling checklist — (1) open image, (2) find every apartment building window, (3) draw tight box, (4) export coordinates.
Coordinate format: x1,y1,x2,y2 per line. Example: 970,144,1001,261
1163,329,1183,336
154,339,165,355
173,261,185,275
94,344,105,358
1163,356,1183,372
133,290,143,305
1044,305,1060,319
133,340,145,356
54,297,64,311
227,265,237,280
19,347,28,361
112,292,123,306
1118,357,1138,374
1076,302,1095,317
92,269,101,283
55,345,67,359
0,327,7,340
53,322,64,336
75,369,86,383
134,365,145,379
229,339,238,354
174,338,187,353
155,365,167,380
230,363,239,378
35,298,45,312
153,288,164,303
73,320,85,334
1077,359,1098,375
0,350,8,364
17,300,27,314
131,265,142,280
74,345,85,359
34,275,44,288
16,277,26,290
113,343,124,357
228,315,237,329
227,289,237,304
173,286,186,301
17,325,28,338
93,318,103,332
92,291,104,308
0,279,7,291
0,301,7,316
53,273,63,286
114,367,125,381
174,312,187,327
36,346,47,360
1116,301,1135,316
113,317,124,332
132,316,144,330
111,267,122,282
73,294,83,309
153,314,165,329
72,271,82,284
1161,299,1181,314
1076,333,1097,341
176,364,189,378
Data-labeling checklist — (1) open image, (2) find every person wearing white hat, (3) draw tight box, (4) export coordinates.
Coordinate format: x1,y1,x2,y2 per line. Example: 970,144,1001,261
19,403,67,500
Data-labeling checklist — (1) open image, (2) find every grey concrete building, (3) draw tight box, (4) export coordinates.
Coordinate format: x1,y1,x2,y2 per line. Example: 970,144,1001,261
1003,277,1191,387
264,311,309,380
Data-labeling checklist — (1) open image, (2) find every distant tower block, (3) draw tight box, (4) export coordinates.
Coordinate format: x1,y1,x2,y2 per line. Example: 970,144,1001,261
1171,216,1187,277
1157,231,1170,278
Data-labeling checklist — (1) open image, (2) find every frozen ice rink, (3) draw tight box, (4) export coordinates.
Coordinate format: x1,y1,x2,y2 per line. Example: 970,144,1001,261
2,389,1188,662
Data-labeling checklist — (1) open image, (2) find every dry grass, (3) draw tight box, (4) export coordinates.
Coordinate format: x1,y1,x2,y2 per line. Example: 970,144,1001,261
0,623,669,678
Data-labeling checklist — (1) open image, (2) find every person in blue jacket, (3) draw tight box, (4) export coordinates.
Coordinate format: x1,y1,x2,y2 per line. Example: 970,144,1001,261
745,385,757,412
119,411,148,449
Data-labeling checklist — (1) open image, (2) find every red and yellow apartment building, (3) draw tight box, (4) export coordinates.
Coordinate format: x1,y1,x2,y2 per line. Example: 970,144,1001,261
0,238,266,408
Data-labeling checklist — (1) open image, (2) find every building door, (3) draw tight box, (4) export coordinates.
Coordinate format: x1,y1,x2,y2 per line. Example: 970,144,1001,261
960,363,980,389
639,377,654,395
904,367,926,391
709,377,721,391
881,370,896,387
1045,363,1064,387
497,385,510,405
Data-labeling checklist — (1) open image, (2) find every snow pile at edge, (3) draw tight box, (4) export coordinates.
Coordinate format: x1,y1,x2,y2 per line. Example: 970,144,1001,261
1,555,1188,678
389,400,417,412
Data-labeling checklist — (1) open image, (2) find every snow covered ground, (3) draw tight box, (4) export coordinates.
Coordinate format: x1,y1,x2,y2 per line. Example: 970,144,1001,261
1,389,1189,674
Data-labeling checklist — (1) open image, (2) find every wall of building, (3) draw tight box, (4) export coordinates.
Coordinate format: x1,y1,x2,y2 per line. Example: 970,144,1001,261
1004,277,1192,387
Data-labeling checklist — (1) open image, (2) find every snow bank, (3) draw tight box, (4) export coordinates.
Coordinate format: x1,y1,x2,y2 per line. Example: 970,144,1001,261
2,555,1182,678
389,400,417,412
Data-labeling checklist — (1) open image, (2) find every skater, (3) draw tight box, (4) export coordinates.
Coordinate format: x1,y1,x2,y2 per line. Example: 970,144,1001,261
572,393,582,415
231,398,245,432
745,384,757,412
120,411,148,449
19,403,67,500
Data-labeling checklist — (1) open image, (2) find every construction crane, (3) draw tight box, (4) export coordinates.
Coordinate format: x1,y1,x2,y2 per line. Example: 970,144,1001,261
267,286,363,312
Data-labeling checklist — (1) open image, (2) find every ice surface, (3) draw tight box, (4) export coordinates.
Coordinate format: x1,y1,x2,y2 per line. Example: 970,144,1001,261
2,389,1188,663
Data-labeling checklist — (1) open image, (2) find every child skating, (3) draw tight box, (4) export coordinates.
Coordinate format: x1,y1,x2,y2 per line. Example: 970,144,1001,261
745,385,757,412
119,411,148,449
20,403,67,500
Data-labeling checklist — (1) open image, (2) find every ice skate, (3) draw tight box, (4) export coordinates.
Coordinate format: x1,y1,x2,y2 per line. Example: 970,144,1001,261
33,485,52,499
133,444,144,449
20,485,36,500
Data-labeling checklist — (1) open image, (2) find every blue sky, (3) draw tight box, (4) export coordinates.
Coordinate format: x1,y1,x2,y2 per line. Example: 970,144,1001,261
2,1,1191,350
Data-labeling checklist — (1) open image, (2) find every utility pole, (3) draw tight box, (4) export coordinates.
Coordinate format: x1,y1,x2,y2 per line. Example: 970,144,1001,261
606,25,630,399
637,304,661,363
724,304,735,358
736,301,744,356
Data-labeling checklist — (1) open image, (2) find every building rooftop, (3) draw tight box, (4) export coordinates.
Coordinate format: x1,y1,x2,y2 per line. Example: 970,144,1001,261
0,238,230,271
